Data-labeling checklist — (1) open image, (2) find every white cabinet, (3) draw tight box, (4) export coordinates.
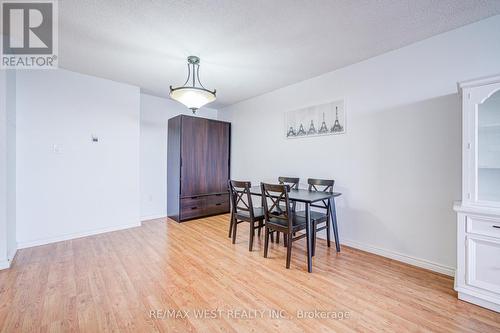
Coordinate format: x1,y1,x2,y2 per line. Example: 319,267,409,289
454,74,500,312
466,237,500,294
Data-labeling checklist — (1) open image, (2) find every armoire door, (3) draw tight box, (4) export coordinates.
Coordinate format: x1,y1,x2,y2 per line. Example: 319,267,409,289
180,117,230,197
206,120,230,194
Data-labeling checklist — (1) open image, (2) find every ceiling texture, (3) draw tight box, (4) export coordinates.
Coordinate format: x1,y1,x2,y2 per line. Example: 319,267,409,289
58,0,500,108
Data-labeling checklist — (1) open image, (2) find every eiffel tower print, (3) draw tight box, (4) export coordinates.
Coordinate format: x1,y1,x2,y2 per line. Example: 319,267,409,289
307,120,316,135
331,106,344,133
318,112,329,134
297,123,306,136
287,126,296,137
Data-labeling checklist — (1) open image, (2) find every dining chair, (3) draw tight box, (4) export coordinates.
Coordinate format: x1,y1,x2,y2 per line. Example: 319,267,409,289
298,178,334,255
229,180,265,251
278,176,300,190
261,183,308,269
276,177,300,244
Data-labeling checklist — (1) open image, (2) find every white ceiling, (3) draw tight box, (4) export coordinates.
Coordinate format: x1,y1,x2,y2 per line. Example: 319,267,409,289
58,0,500,108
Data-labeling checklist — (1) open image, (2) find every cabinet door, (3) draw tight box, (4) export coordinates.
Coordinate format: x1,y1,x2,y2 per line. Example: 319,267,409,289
181,116,210,196
206,120,230,194
477,89,500,203
462,80,500,207
180,117,230,196
466,236,500,294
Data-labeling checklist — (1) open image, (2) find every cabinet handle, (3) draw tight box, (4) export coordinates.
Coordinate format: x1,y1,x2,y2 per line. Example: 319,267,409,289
191,206,198,210
493,225,500,229
216,203,222,206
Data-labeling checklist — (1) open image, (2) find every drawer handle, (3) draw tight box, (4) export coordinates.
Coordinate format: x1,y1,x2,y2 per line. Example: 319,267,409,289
493,225,500,229
216,203,222,206
191,206,198,210
215,194,222,196
190,196,198,199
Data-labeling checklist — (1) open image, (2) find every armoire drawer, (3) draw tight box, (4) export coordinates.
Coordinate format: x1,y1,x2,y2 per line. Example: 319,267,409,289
204,193,230,206
180,204,205,220
180,196,207,209
180,194,230,220
204,194,230,216
467,216,500,239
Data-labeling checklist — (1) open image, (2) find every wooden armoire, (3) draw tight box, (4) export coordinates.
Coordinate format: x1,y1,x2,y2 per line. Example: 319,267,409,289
167,115,231,222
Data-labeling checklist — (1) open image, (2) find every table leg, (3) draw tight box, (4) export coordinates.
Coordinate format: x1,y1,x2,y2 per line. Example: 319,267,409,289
329,197,341,252
305,203,313,273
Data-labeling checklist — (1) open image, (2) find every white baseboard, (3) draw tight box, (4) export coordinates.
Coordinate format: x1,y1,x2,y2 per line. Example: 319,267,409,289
8,247,17,263
17,222,141,249
342,238,455,276
458,290,500,313
0,260,10,270
316,233,455,276
141,214,167,221
0,248,18,270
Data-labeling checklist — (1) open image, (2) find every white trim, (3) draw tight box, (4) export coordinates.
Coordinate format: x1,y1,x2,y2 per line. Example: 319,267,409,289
0,260,10,270
454,201,500,217
458,290,500,313
17,222,141,249
140,214,167,221
7,247,17,263
458,74,500,90
0,248,17,270
326,236,455,276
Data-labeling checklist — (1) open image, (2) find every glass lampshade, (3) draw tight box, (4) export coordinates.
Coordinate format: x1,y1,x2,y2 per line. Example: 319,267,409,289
170,87,216,110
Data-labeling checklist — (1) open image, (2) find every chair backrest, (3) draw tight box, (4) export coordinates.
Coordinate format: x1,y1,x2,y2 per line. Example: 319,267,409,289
308,178,334,210
260,183,292,229
278,176,300,189
229,180,254,219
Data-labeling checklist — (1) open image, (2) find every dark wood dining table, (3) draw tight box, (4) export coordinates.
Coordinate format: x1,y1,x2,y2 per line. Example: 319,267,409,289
248,186,342,273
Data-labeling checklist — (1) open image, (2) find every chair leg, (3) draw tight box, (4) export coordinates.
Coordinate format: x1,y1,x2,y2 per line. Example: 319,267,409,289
258,220,263,237
286,235,292,269
326,217,331,248
284,234,288,248
276,232,280,244
228,212,234,238
264,227,270,258
232,220,238,244
249,222,255,252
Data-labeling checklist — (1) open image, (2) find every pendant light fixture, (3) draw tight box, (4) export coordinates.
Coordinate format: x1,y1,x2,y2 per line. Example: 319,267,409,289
170,56,216,114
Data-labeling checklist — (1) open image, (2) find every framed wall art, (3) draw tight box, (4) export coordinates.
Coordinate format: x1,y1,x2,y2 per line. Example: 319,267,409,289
285,99,345,139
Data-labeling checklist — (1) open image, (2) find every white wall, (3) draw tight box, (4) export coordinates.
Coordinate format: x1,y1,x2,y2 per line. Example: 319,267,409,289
220,15,500,275
0,70,7,268
0,69,16,269
6,70,16,262
16,69,141,248
140,93,217,220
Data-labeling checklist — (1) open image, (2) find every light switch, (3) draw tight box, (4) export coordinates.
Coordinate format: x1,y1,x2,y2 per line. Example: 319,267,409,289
53,144,62,154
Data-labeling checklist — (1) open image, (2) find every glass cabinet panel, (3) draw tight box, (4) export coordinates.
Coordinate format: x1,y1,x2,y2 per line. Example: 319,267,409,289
478,90,500,202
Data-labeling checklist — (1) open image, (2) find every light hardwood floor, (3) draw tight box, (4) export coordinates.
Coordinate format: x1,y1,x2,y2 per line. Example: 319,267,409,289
1,214,499,332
